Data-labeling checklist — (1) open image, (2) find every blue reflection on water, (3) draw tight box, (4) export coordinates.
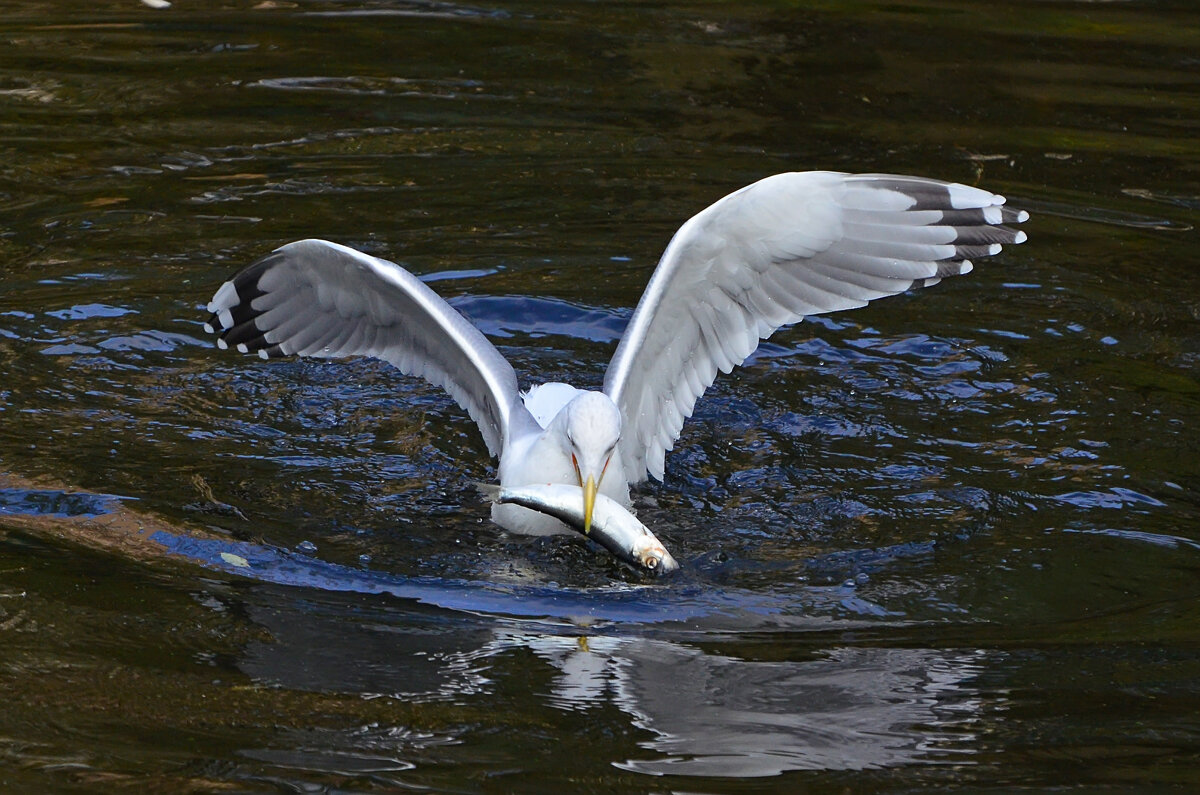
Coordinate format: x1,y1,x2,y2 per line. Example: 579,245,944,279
151,529,768,625
449,295,627,343
0,488,127,518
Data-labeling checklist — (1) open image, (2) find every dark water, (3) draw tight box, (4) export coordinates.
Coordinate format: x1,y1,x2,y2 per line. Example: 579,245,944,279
2,0,1199,790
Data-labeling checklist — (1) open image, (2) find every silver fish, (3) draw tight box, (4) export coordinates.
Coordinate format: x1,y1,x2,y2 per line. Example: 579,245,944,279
477,483,679,576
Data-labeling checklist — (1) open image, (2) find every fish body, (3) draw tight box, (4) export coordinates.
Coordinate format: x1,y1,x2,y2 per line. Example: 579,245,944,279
477,483,679,576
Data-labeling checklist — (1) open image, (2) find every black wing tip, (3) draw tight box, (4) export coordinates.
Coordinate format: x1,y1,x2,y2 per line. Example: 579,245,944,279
851,175,1031,248
1003,207,1031,224
205,249,287,356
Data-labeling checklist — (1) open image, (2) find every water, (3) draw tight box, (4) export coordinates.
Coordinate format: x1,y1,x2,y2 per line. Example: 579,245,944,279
2,0,1199,790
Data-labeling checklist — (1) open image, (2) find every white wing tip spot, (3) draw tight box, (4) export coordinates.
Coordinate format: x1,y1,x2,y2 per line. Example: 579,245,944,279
258,349,269,360
1015,210,1030,223
202,322,214,334
961,260,974,274
207,281,238,315
987,243,1002,255
236,343,248,353
1014,230,1028,244
948,183,999,210
216,338,228,350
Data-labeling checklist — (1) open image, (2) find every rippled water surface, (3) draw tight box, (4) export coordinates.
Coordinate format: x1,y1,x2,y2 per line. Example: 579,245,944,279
2,0,1200,790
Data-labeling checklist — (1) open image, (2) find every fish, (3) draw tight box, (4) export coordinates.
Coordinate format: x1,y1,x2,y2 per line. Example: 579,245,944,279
476,483,679,576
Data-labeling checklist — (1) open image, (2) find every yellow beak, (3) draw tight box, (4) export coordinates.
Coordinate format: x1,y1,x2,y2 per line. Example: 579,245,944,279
582,474,597,535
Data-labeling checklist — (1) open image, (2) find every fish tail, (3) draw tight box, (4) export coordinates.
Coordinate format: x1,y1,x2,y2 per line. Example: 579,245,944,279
473,482,502,502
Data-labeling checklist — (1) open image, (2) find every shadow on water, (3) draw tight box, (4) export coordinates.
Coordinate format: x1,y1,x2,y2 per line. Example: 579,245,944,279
0,469,993,778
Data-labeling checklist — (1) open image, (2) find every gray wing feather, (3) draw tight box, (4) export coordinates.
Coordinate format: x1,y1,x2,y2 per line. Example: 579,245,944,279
205,238,538,458
604,171,1029,483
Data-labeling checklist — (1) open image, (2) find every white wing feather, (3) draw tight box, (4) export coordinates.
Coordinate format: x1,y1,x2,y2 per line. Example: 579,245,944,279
205,238,539,457
603,171,1029,483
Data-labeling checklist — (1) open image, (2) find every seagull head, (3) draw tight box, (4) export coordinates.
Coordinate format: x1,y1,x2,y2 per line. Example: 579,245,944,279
559,391,622,534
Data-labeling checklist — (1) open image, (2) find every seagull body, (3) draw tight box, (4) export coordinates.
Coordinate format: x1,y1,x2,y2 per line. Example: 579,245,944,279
205,171,1028,541
495,385,629,535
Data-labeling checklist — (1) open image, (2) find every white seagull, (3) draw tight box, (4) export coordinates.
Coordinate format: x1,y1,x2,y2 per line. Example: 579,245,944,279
205,171,1028,539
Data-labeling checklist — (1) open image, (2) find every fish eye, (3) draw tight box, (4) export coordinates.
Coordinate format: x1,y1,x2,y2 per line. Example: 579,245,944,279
645,556,658,570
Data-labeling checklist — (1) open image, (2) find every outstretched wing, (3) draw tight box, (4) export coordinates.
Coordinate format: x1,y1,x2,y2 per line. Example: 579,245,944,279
204,238,539,457
603,171,1029,483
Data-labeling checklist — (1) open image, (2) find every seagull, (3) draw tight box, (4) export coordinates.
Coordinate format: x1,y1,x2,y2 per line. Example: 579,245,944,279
205,171,1028,538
